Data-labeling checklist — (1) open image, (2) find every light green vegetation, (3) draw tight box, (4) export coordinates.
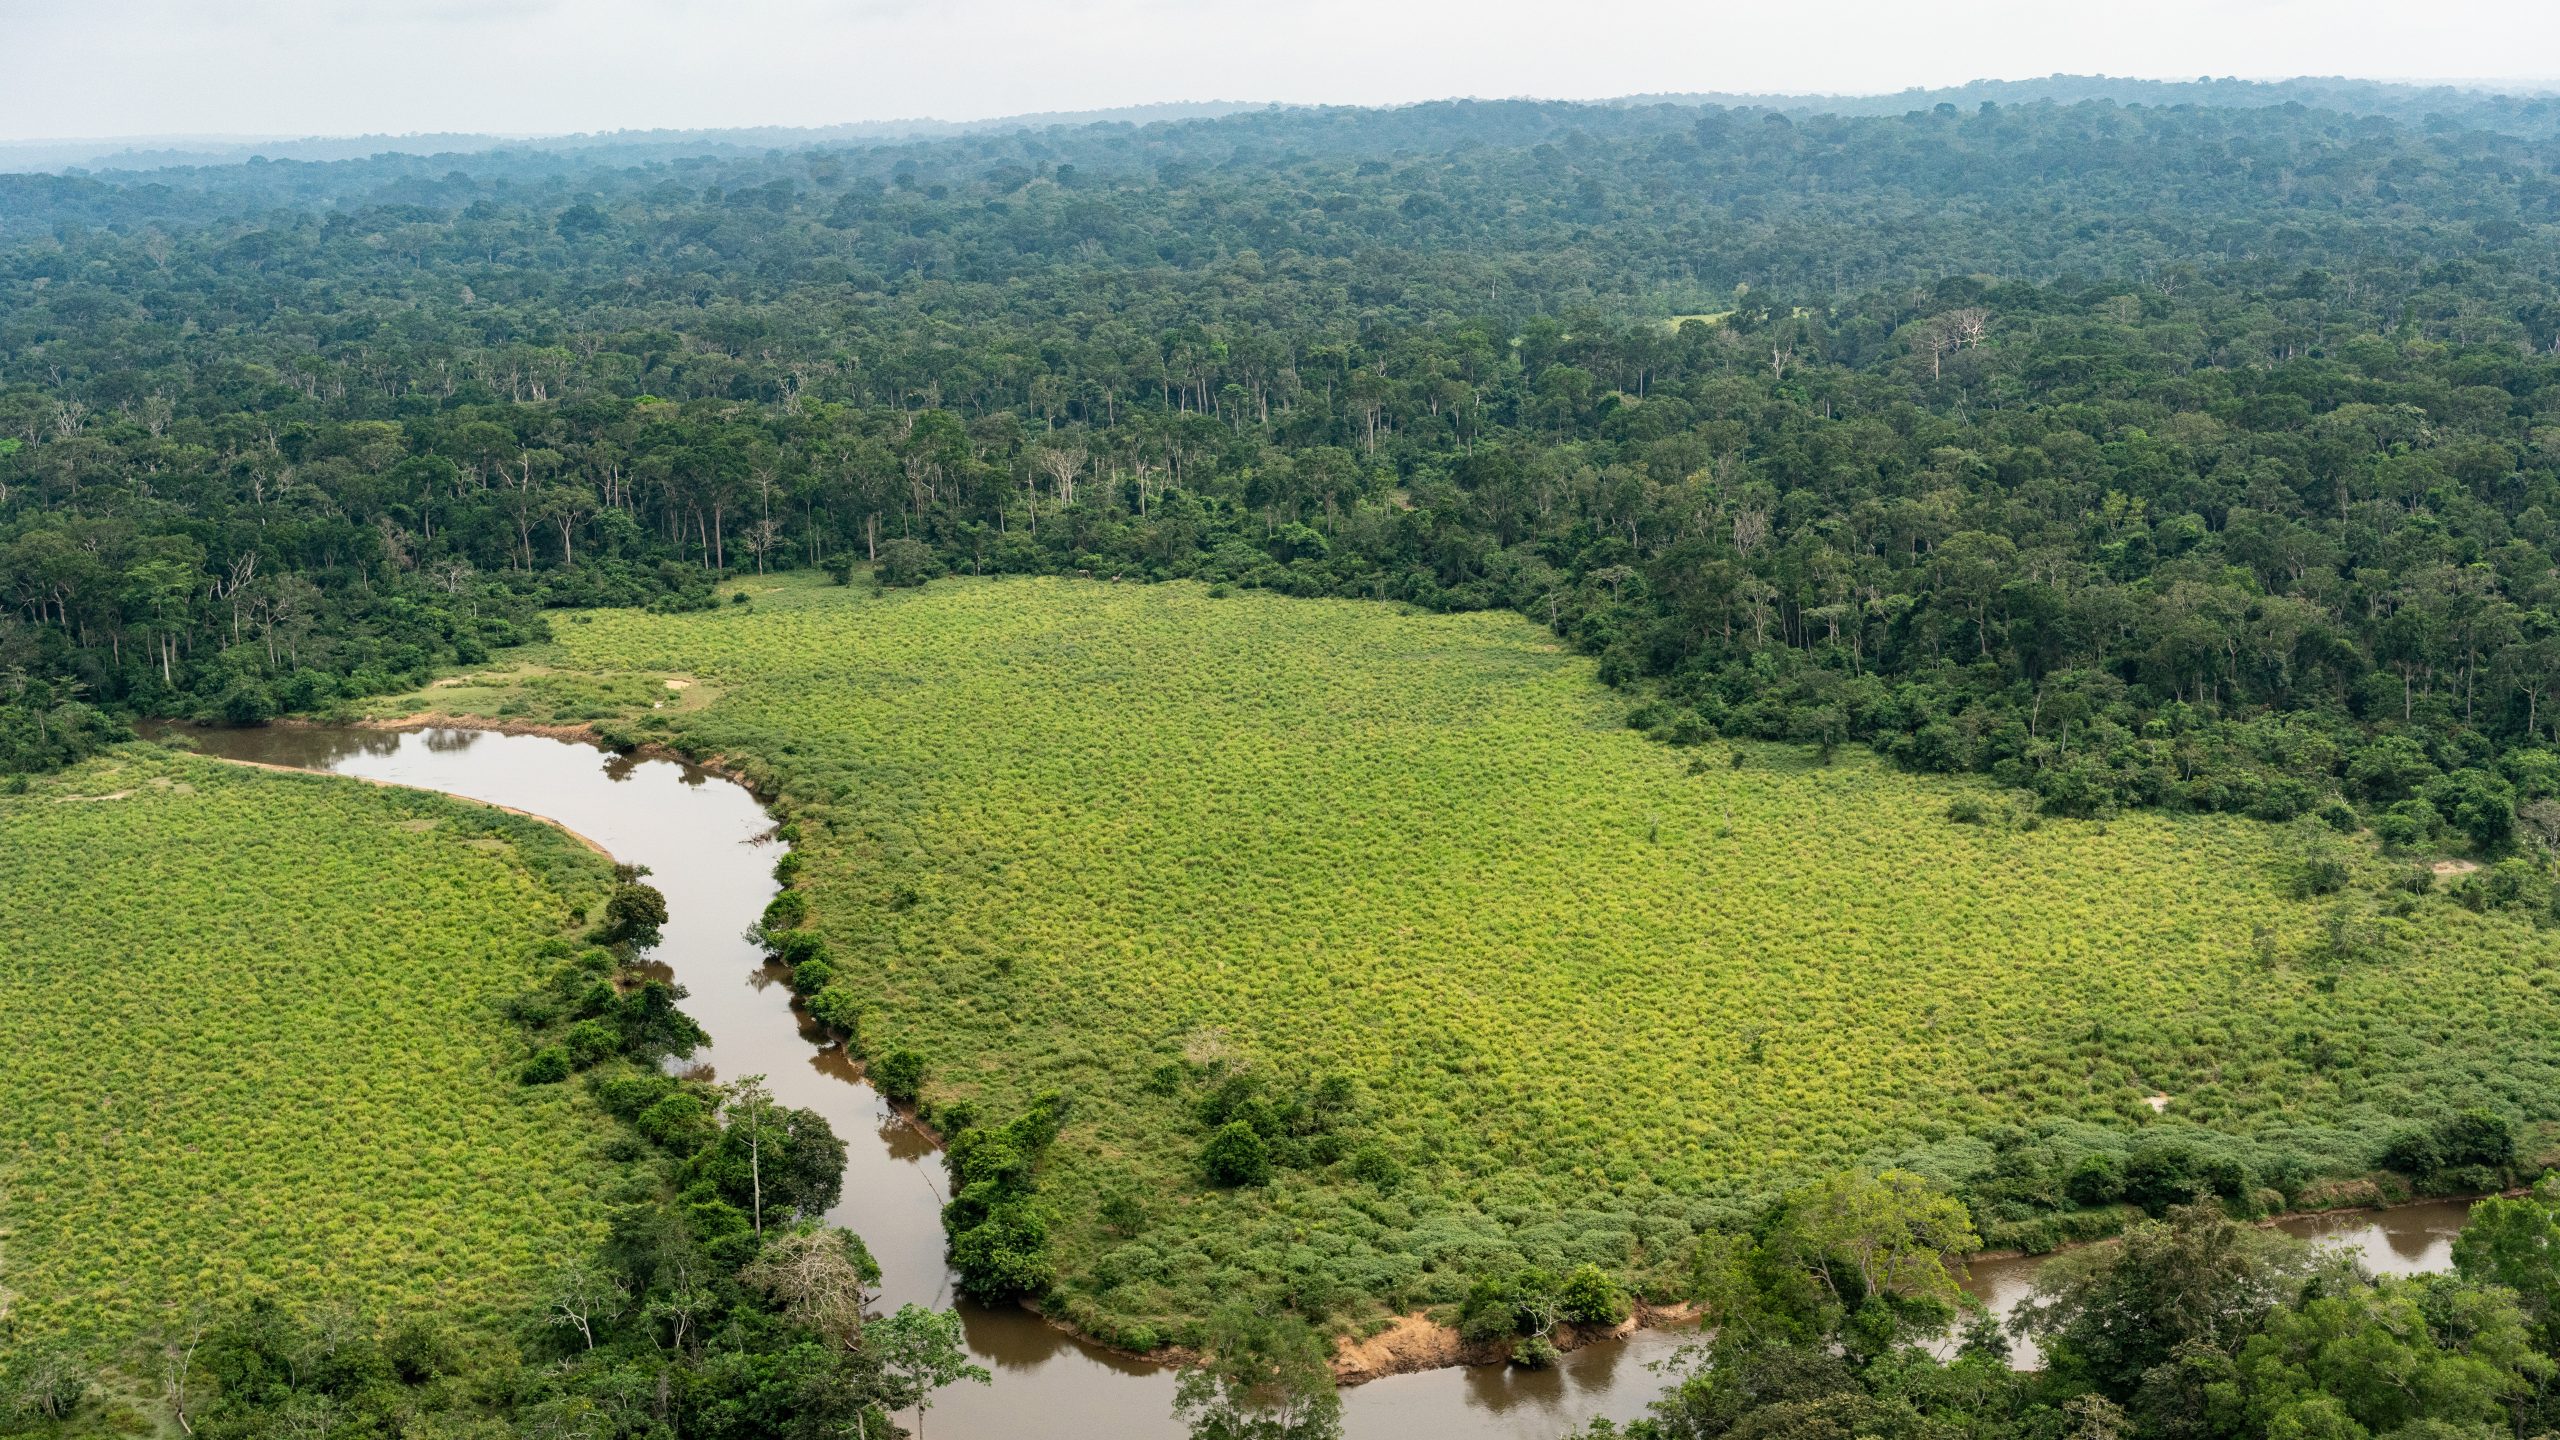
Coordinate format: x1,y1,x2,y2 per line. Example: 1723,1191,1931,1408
351,662,716,727
0,748,614,1351
526,576,2558,1340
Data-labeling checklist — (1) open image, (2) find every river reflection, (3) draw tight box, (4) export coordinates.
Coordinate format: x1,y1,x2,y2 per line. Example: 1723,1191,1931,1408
155,722,1693,1440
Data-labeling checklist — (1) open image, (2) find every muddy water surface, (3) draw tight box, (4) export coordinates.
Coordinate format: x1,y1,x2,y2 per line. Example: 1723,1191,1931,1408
162,723,1697,1440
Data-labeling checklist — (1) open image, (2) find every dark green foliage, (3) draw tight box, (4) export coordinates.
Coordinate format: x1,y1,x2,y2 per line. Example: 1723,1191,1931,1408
1556,1263,1632,1327
2020,1203,2317,1403
804,983,864,1043
1200,1121,1272,1187
2117,1142,2246,1216
2428,769,2517,850
873,538,939,589
870,1047,924,1103
1345,1141,1405,1190
1172,1304,1341,1440
940,1093,1069,1301
760,888,811,933
946,1204,1054,1302
2456,857,2546,912
519,1047,571,1085
1186,1069,1355,1164
2453,1178,2560,1351
767,928,829,968
1457,1268,1558,1342
2065,1152,2124,1207
2382,1108,2519,1191
637,1091,714,1153
564,1018,620,1069
2440,1108,2519,1171
690,1102,848,1223
0,686,123,776
604,978,704,1063
590,881,669,951
2288,854,2350,899
593,1070,676,1119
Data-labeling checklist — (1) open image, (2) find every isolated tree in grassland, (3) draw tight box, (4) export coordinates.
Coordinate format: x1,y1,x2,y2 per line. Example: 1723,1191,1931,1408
874,537,936,588
1201,1121,1271,1187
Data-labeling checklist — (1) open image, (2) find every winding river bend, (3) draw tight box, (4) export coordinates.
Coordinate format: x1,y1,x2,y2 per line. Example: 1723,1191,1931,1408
164,723,1702,1440
161,722,2475,1436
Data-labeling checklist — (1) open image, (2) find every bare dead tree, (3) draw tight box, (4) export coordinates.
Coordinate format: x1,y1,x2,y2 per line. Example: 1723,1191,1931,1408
741,1227,875,1351
1035,447,1085,509
545,1263,627,1351
1733,508,1771,556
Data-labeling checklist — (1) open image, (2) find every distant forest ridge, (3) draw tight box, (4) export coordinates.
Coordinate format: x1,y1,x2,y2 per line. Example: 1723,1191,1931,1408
0,101,1281,173
9,73,2560,175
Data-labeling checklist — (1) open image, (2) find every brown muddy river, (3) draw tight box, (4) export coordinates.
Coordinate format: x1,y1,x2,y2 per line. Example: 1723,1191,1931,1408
157,722,1704,1439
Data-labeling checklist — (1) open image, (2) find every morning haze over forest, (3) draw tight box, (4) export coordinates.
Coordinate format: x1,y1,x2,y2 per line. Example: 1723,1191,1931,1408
11,8,2560,1439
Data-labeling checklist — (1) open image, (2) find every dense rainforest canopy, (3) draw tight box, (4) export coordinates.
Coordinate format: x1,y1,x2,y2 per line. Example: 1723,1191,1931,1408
13,82,2560,832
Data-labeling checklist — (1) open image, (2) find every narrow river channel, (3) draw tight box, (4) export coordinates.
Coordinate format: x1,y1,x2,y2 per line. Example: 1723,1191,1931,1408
160,722,1707,1440
157,723,2483,1435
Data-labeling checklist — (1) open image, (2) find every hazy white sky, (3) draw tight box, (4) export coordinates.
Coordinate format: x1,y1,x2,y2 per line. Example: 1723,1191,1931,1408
6,0,2559,141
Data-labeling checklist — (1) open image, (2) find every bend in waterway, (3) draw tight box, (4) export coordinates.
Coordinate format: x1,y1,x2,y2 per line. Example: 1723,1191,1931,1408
154,721,1700,1440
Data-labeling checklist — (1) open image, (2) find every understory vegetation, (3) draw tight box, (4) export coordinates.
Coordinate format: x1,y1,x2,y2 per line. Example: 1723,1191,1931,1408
527,576,2557,1346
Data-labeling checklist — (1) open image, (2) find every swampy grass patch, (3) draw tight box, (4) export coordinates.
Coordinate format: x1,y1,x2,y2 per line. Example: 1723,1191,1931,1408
539,576,2560,1339
0,749,616,1350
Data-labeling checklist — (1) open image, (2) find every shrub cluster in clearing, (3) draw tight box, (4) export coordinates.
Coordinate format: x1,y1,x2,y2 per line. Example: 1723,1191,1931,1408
540,576,2556,1343
0,749,615,1350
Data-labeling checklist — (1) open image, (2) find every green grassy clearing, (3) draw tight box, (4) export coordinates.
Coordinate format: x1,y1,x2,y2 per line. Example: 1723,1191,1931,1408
0,749,615,1355
348,662,717,727
476,577,2557,1340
